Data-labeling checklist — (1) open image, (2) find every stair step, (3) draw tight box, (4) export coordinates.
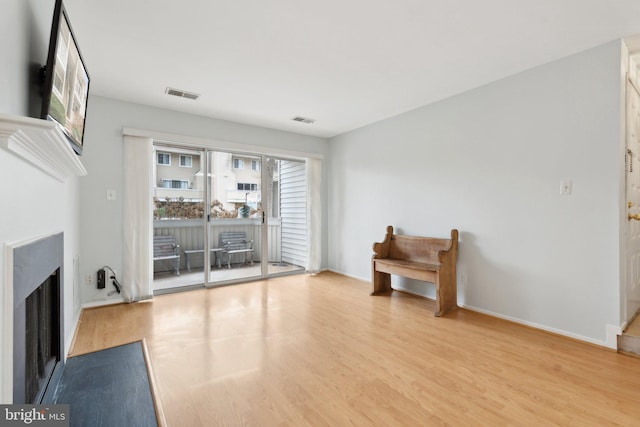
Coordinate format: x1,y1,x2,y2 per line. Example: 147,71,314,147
618,333,640,358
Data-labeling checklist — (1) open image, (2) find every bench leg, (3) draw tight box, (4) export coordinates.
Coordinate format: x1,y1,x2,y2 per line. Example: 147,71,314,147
186,254,192,272
434,275,457,317
371,270,392,295
174,258,180,276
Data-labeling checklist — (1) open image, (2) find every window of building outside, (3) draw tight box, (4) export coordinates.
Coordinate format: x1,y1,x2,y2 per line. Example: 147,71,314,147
237,183,258,191
233,158,244,169
162,179,189,189
179,155,192,167
157,152,171,165
252,160,261,171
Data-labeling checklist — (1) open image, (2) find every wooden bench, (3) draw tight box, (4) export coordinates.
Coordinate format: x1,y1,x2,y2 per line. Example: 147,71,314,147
372,226,458,316
183,248,224,272
153,235,180,275
219,232,254,269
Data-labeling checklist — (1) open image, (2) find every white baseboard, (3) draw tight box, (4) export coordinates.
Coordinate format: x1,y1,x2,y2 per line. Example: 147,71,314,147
82,296,126,309
64,308,83,360
326,269,616,349
606,324,622,349
326,268,369,282
461,303,611,349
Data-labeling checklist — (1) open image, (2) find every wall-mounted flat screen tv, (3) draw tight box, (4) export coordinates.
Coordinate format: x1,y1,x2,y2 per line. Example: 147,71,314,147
41,0,90,156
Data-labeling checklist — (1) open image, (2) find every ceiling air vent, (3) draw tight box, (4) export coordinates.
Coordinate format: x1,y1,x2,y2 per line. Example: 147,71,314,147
165,87,200,100
291,116,316,124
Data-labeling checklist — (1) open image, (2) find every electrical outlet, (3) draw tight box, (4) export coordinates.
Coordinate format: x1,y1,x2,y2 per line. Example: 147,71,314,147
86,274,93,285
560,179,572,196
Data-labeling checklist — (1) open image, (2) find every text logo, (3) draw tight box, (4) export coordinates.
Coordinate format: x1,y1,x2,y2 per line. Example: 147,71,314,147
0,405,69,427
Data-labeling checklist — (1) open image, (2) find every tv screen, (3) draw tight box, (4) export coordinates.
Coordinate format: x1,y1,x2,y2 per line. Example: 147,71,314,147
41,0,90,156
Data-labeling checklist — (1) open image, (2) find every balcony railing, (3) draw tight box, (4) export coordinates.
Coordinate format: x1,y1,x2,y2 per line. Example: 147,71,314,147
154,188,204,201
153,218,284,272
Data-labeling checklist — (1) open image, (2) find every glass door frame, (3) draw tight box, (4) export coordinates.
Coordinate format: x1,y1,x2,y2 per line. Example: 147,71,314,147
204,149,267,287
205,152,308,286
152,141,308,293
152,143,208,294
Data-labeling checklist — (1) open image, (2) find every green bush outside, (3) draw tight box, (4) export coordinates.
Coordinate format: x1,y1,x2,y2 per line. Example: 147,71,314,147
49,95,66,125
154,198,258,220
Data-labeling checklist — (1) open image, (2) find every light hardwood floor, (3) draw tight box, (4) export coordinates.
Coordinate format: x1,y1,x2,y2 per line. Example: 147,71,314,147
71,272,640,426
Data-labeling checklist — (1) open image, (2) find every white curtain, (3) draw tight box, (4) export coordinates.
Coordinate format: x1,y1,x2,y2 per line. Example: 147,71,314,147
306,158,322,273
123,136,154,302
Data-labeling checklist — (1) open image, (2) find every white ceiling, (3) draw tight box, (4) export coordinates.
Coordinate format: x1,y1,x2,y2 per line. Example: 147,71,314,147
63,0,640,139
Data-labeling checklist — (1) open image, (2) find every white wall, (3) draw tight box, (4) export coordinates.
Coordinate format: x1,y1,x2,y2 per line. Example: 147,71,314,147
0,0,27,115
79,96,329,305
328,41,623,345
0,0,83,403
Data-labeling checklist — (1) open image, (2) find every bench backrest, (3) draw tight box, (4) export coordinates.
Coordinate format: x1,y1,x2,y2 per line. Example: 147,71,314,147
389,234,452,263
154,235,178,257
219,231,252,251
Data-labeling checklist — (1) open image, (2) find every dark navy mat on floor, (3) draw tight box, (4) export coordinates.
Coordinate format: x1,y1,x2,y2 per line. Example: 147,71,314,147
51,341,158,427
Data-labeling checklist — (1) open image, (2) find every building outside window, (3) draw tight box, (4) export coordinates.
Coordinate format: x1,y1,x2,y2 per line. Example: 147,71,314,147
179,155,192,167
251,160,261,171
157,152,171,165
161,179,189,189
233,158,244,169
237,183,258,191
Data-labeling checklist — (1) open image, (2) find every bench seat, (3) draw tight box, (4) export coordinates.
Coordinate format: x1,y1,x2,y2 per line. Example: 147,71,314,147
372,226,458,316
153,235,180,275
373,259,441,282
154,254,180,261
219,231,254,269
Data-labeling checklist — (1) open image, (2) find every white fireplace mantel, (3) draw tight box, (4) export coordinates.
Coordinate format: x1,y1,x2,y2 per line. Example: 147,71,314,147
0,113,87,181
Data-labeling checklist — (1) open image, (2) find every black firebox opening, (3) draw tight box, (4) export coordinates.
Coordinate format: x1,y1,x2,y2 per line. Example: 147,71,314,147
24,269,60,404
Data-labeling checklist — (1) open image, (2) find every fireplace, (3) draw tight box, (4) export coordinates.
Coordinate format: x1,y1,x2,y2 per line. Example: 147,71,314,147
9,232,65,404
24,270,60,403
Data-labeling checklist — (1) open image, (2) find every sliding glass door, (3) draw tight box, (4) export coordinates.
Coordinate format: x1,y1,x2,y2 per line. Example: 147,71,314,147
152,144,207,292
207,151,263,285
265,157,307,276
151,144,308,292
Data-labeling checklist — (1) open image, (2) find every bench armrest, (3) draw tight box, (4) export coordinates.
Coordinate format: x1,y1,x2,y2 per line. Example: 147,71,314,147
372,225,393,259
436,229,458,273
436,229,458,262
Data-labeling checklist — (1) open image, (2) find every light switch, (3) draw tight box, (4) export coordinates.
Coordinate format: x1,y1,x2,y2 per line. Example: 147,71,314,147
560,180,572,196
106,189,116,200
